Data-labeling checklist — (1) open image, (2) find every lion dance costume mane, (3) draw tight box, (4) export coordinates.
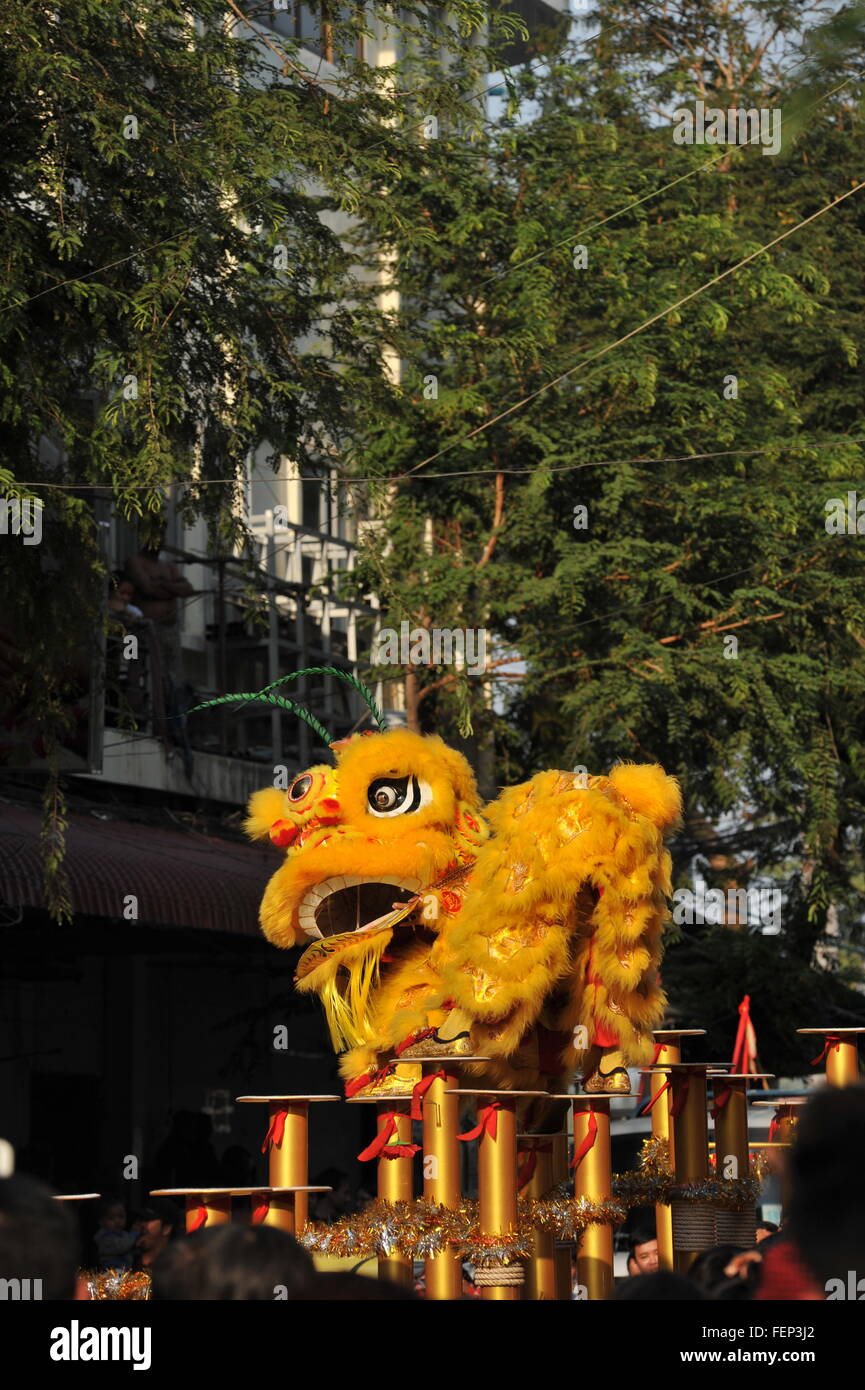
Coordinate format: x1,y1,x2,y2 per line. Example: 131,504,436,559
198,671,682,1099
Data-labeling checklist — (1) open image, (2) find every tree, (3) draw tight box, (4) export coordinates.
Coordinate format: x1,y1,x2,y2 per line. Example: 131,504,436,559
0,0,524,915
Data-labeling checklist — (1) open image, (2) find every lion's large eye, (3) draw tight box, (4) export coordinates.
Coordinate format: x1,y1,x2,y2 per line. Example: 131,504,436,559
367,775,431,817
288,774,313,802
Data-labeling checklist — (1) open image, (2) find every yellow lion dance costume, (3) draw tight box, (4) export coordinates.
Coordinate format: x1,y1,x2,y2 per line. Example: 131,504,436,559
237,716,681,1100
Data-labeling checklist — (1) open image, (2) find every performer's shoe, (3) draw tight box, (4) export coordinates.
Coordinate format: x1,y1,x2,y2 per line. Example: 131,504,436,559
582,1046,631,1094
397,1009,474,1058
349,1061,421,1098
582,1065,631,1095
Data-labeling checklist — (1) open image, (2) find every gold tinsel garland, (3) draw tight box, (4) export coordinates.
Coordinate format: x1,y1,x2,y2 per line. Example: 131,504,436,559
80,1269,152,1300
301,1139,768,1260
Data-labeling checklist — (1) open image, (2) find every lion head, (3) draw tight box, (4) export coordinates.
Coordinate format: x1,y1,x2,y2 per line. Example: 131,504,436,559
244,729,489,1049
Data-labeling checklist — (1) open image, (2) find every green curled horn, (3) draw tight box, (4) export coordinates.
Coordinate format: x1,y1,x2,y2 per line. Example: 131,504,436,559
259,666,388,733
188,691,333,746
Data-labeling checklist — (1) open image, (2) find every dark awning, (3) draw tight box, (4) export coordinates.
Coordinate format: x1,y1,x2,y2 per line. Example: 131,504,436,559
0,802,275,937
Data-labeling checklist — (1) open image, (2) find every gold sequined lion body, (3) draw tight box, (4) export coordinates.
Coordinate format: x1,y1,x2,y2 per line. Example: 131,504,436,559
244,729,681,1096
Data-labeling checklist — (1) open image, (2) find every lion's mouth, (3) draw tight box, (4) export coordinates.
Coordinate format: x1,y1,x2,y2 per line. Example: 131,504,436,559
298,876,424,940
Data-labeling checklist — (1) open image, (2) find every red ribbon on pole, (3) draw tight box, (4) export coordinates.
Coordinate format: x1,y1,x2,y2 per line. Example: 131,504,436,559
458,1101,500,1142
357,1111,420,1162
188,1205,208,1232
570,1110,598,1170
711,1085,732,1118
634,1043,665,1111
516,1142,553,1190
644,1079,672,1112
811,1034,843,1066
410,1070,446,1122
261,1106,288,1155
670,1075,690,1119
251,1197,270,1225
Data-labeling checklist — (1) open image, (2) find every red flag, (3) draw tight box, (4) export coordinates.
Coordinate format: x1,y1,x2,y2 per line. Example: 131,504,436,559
732,994,759,1074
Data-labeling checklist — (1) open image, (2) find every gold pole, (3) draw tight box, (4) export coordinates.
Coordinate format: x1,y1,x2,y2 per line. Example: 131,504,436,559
376,1103,414,1287
521,1137,557,1301
260,1192,298,1234
796,1029,864,1087
573,1098,613,1301
186,1193,231,1231
477,1096,521,1301
712,1076,758,1246
774,1104,798,1144
268,1101,310,1231
827,1039,859,1087
713,1078,749,1177
422,1064,462,1300
649,1038,680,1270
670,1067,710,1272
550,1132,573,1299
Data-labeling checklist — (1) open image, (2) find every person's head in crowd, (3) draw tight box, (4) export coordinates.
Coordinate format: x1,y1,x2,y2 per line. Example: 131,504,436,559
307,1271,418,1300
755,1220,779,1243
689,1244,747,1296
97,1198,128,1232
615,1271,704,1300
627,1221,658,1275
133,1199,178,1268
151,1224,314,1300
787,1084,865,1292
0,1175,82,1299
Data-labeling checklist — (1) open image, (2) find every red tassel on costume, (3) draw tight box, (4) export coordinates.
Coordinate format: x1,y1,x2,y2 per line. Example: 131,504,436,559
344,1064,393,1100
394,1028,436,1057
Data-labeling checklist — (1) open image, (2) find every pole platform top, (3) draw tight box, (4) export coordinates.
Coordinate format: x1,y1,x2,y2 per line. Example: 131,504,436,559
796,1027,865,1035
149,1186,329,1197
235,1095,341,1104
751,1097,809,1108
148,1184,332,1195
652,1029,707,1039
711,1073,775,1081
